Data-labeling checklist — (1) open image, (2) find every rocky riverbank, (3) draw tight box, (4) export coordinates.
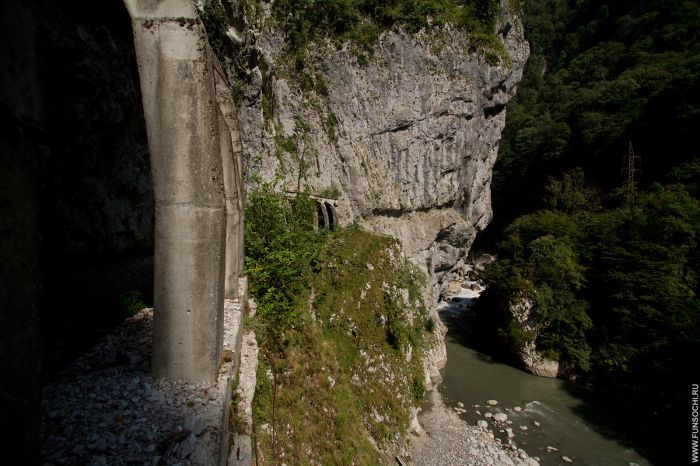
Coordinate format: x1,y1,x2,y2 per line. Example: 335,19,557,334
410,389,538,466
409,269,541,466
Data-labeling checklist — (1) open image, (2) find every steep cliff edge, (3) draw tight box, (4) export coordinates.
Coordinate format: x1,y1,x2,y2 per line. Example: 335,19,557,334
235,0,528,295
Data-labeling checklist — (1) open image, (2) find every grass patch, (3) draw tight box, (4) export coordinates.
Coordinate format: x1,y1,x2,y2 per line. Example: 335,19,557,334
245,187,430,463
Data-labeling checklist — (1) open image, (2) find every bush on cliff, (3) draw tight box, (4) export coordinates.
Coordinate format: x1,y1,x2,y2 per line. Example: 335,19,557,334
245,188,432,463
482,209,591,371
244,183,325,344
272,0,502,51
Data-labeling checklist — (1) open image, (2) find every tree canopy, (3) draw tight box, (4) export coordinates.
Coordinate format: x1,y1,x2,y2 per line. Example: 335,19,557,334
480,1,700,462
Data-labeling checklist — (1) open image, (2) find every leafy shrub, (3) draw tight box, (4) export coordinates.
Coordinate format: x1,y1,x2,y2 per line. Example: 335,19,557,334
118,290,146,319
244,183,325,345
272,0,502,52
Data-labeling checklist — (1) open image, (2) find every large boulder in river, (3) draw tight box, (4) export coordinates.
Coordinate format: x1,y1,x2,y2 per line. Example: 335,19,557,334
493,413,508,423
447,281,462,294
519,341,559,378
508,293,560,378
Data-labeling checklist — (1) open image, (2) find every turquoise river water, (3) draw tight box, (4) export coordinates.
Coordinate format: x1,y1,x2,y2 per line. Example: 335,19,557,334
436,288,652,466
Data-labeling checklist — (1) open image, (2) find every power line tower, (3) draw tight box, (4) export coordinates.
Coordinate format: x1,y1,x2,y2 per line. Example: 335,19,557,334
622,141,642,208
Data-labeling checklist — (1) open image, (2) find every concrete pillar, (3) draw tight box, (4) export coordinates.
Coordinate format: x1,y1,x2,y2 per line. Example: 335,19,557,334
124,0,227,381
321,202,330,230
213,63,245,300
325,202,336,229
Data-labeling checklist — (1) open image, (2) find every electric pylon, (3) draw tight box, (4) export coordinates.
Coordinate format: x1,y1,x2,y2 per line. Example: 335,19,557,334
622,141,641,208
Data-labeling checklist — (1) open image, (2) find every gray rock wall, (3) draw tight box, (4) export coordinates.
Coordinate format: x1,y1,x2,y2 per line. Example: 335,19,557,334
236,1,528,294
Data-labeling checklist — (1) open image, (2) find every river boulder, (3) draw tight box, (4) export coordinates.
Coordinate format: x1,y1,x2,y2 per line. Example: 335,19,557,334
508,293,560,378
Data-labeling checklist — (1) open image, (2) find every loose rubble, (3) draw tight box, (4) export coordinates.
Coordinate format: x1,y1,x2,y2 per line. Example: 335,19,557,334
229,302,260,466
410,390,538,466
41,298,245,466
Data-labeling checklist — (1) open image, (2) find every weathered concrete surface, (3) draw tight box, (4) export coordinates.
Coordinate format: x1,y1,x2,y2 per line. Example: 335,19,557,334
214,64,245,300
228,299,259,466
124,0,244,381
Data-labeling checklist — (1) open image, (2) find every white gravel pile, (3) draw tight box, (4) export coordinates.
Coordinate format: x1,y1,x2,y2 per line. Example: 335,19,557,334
409,390,539,466
41,299,245,466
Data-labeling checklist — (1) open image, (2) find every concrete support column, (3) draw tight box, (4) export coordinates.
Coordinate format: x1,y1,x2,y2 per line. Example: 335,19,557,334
321,203,330,230
213,64,245,300
124,0,226,381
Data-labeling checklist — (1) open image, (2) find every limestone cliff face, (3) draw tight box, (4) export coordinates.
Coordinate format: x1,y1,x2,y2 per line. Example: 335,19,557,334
237,1,528,296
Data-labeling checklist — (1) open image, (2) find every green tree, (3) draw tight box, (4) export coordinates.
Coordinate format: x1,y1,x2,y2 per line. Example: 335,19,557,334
245,183,326,344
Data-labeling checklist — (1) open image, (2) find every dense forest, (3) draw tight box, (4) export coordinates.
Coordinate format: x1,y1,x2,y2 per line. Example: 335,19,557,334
477,0,700,462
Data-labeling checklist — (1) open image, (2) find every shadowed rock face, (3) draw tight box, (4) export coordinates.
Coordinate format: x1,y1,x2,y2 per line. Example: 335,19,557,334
237,0,529,295
2,0,153,460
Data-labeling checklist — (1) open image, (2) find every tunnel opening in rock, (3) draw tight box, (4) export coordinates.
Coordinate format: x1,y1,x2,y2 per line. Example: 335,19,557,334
325,202,336,230
316,203,326,229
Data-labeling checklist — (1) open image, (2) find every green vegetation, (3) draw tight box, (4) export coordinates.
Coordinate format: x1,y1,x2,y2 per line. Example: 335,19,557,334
491,0,700,226
117,290,146,319
272,0,502,54
245,183,325,339
316,186,341,199
478,0,700,461
200,0,233,61
261,0,510,100
245,187,431,463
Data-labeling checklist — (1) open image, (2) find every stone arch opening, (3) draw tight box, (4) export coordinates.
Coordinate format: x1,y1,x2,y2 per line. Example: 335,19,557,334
316,203,326,229
325,202,335,230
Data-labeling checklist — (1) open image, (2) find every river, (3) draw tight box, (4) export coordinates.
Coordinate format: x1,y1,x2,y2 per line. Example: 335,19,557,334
436,286,652,466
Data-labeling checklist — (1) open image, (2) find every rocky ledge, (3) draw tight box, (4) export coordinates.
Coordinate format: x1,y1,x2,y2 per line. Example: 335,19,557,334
40,294,246,466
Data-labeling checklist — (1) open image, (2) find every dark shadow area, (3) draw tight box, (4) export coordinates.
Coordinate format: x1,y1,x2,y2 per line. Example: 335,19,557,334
438,295,516,368
559,358,691,466
39,309,227,464
316,203,325,229
1,1,153,461
33,0,154,374
440,291,521,368
324,202,335,230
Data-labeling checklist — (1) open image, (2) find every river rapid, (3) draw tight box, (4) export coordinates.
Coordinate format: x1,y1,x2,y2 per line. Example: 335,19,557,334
436,285,652,466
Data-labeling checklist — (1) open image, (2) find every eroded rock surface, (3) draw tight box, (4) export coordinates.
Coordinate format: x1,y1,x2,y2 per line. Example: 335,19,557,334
509,294,560,378
237,0,528,293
